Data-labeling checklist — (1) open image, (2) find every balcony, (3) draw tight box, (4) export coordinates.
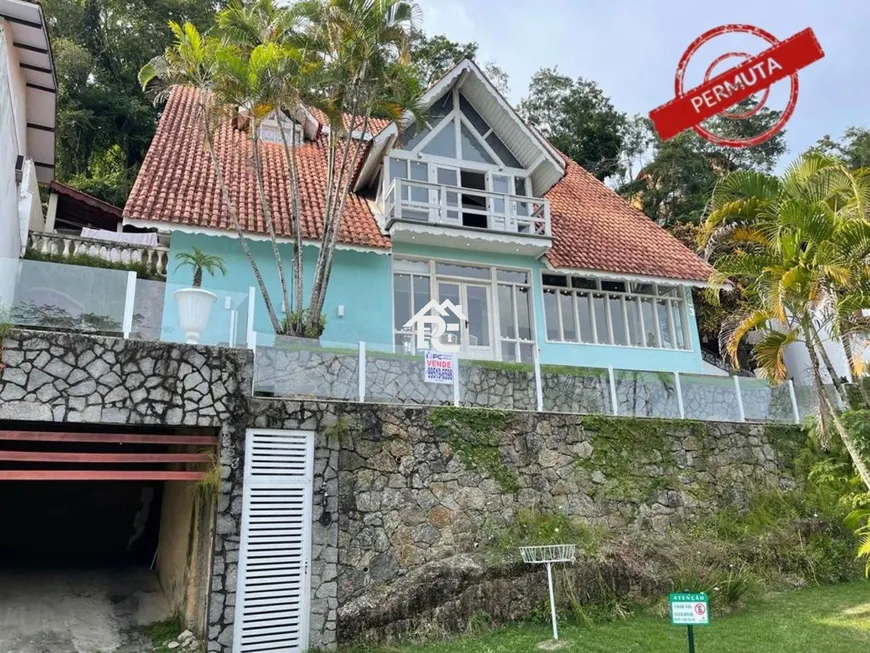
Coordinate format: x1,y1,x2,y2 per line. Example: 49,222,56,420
384,179,552,256
27,231,170,277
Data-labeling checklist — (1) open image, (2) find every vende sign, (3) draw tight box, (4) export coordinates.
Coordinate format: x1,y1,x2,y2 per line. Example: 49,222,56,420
424,351,455,385
649,25,825,147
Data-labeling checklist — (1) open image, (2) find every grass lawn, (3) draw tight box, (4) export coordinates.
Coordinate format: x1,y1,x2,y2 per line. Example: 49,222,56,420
359,582,870,653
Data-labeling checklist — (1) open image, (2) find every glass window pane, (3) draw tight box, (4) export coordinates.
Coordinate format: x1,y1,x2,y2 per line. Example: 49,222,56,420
421,120,457,158
519,342,534,363
542,274,568,287
459,94,490,135
516,286,533,340
399,122,431,149
430,93,452,121
543,288,560,340
657,300,673,348
514,177,527,196
460,123,495,164
577,292,594,343
389,157,407,181
492,175,510,194
609,295,628,345
559,290,577,342
409,160,428,203
625,297,643,346
467,285,490,346
393,258,428,274
413,275,430,314
571,277,598,290
657,285,679,297
486,132,523,168
497,269,528,284
602,280,626,293
641,298,659,346
672,301,686,349
592,293,610,344
631,282,656,295
436,166,458,186
393,274,411,330
435,263,490,280
501,340,517,362
498,284,515,339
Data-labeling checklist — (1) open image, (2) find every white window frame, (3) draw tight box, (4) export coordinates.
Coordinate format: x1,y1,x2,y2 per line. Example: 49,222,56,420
541,271,692,352
391,256,537,361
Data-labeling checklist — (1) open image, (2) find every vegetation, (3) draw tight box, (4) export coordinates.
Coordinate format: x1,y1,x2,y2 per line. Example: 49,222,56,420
429,407,519,493
702,152,870,490
140,0,425,338
174,248,227,288
343,582,870,653
144,614,185,652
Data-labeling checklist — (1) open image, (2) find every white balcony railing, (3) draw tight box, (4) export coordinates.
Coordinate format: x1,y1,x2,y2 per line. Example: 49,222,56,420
27,231,170,276
385,179,551,237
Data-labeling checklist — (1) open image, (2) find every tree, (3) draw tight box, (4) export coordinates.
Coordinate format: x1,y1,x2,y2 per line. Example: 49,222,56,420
617,98,788,226
518,68,627,181
702,153,870,490
140,0,424,337
43,0,220,205
408,31,508,93
174,248,227,288
814,127,870,170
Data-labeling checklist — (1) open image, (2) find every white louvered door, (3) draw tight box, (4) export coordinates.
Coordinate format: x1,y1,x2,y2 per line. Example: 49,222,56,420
234,429,314,653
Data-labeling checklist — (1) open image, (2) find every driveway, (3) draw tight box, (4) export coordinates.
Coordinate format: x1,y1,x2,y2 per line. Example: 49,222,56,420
0,567,171,653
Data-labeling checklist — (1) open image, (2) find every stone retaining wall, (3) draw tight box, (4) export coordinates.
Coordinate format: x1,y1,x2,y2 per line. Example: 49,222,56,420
0,331,802,648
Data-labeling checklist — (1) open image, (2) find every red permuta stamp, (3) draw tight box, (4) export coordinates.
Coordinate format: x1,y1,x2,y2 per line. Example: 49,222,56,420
649,24,825,147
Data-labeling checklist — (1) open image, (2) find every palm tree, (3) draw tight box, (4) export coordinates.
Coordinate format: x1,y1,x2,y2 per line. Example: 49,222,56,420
701,153,870,490
142,1,424,338
175,249,228,288
139,20,285,334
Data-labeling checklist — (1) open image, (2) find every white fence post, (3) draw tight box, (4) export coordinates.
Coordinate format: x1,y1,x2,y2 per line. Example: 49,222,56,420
122,271,136,339
788,379,801,424
734,375,746,422
607,366,618,416
452,353,460,407
358,341,366,403
533,347,543,412
674,372,685,419
246,286,257,349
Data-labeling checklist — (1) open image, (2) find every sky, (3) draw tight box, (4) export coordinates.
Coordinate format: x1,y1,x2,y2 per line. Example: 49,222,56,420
416,0,870,170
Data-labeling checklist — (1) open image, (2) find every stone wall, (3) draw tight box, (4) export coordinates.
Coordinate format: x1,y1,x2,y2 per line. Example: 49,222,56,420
0,331,802,649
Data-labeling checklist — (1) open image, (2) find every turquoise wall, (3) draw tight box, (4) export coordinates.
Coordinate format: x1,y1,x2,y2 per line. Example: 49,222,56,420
165,232,393,346
392,243,705,374
164,232,704,374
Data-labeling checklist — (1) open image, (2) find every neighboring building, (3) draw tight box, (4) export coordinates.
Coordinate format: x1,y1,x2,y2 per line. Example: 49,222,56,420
0,0,54,303
124,59,716,374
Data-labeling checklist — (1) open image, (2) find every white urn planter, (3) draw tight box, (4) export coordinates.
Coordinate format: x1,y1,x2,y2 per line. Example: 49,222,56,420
174,288,217,344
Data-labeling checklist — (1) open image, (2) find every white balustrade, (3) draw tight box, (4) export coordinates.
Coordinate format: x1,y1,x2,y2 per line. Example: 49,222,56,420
27,231,169,276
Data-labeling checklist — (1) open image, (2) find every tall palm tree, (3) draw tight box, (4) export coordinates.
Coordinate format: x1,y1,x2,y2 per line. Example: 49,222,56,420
143,1,424,338
139,21,285,334
701,153,870,490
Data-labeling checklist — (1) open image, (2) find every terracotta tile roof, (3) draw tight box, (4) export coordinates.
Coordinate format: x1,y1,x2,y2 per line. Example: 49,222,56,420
126,88,713,283
544,157,715,283
305,106,392,136
124,87,389,250
51,181,123,217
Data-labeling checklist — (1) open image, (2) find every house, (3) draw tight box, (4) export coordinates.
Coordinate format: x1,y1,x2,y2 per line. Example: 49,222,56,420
0,0,54,301
124,59,716,374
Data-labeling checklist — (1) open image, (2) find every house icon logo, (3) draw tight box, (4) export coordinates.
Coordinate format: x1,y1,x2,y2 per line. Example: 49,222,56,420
403,300,468,353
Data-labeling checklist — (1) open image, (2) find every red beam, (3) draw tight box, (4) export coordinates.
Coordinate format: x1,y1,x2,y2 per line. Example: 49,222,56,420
0,431,218,446
0,470,207,481
0,452,213,463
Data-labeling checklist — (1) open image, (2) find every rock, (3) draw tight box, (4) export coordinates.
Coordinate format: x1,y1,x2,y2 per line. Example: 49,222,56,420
178,630,194,642
167,641,180,649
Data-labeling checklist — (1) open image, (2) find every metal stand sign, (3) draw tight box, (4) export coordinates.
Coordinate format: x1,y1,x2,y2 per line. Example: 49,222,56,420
520,544,576,641
669,592,709,653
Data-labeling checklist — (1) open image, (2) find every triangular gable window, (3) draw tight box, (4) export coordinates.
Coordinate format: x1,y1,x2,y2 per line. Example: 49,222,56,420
460,123,494,164
422,118,456,158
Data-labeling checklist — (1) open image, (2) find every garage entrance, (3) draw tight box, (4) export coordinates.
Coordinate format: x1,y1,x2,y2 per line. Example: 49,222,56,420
0,424,218,653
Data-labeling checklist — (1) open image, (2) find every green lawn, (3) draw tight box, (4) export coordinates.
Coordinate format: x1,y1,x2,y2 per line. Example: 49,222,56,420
360,582,870,653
